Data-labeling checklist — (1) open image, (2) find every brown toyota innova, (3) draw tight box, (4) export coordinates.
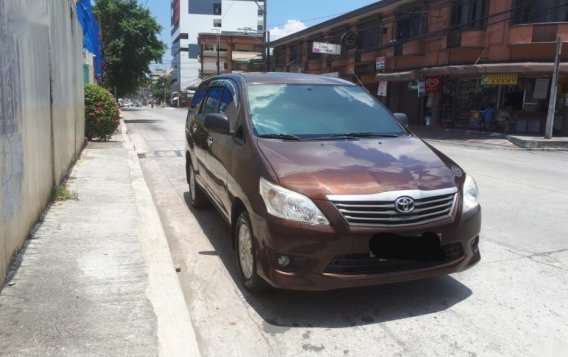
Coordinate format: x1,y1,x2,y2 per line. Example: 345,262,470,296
185,73,481,292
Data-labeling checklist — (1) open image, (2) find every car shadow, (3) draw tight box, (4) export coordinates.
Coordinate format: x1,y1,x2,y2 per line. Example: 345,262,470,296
183,192,473,329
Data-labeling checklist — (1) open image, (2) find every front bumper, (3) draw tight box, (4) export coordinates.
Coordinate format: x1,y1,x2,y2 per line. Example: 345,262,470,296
250,204,481,291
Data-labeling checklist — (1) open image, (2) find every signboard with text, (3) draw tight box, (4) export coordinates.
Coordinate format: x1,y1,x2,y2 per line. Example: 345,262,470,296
312,42,341,55
376,56,385,72
425,76,441,93
481,73,518,86
417,81,427,97
377,81,387,96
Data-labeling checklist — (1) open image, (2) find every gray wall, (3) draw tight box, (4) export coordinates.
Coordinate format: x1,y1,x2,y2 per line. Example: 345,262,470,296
0,0,85,285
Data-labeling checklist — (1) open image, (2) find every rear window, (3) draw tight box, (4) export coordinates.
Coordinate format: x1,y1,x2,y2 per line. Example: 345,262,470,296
247,84,404,138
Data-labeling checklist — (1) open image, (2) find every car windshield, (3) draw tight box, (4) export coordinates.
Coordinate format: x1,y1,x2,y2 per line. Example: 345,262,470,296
247,84,406,139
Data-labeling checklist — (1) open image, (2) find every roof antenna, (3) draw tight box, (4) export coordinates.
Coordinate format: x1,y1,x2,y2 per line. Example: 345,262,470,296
349,68,364,87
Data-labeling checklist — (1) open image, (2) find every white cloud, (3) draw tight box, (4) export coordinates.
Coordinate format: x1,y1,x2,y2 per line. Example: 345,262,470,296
270,20,307,41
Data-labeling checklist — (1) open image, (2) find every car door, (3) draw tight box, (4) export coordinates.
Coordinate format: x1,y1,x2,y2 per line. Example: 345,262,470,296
205,80,240,217
186,84,212,192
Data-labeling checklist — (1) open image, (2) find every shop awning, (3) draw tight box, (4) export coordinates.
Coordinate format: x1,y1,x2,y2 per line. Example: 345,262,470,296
375,70,416,81
376,62,568,81
231,51,263,62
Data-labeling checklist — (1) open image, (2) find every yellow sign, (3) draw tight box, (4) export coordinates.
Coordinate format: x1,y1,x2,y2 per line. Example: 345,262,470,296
481,73,518,86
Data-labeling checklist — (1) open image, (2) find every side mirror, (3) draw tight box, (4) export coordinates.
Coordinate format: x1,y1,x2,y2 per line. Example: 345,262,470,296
204,112,230,134
393,112,409,127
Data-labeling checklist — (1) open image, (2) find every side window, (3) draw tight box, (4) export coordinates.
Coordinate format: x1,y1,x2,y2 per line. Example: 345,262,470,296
202,87,223,115
191,87,207,111
219,81,240,132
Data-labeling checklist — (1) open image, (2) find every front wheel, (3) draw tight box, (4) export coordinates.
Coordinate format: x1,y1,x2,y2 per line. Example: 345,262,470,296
235,211,268,293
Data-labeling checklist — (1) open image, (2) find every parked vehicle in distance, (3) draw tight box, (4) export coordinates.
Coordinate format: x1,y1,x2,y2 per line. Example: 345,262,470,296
185,73,481,292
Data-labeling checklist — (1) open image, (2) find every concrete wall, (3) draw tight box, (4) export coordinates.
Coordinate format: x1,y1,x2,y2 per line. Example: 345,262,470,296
0,0,84,285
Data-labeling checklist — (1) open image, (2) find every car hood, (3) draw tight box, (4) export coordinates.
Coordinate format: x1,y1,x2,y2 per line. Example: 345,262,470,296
258,136,459,200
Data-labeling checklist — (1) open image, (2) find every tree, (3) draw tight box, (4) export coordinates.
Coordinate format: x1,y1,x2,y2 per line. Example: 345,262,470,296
94,0,165,97
151,75,173,104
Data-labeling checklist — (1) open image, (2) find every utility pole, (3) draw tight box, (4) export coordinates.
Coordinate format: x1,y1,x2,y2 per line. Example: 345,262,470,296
545,36,563,139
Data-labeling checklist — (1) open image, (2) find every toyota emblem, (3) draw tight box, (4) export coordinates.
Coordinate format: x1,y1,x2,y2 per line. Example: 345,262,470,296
395,197,415,214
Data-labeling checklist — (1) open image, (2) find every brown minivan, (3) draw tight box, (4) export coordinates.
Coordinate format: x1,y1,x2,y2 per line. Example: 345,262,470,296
185,73,480,292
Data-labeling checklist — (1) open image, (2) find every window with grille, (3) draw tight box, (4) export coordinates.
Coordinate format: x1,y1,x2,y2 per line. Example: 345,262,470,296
511,0,568,25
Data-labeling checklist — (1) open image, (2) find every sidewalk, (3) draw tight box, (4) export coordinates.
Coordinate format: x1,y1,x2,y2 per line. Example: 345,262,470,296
0,124,201,356
411,125,568,150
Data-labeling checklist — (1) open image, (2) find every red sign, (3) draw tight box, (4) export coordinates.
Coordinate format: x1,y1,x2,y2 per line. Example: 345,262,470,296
425,76,441,93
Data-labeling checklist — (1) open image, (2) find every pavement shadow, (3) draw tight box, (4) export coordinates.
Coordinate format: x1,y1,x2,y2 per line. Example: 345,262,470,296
182,192,472,329
123,119,162,124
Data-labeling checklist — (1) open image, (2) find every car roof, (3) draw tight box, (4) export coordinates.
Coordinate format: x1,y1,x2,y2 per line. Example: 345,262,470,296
210,72,356,86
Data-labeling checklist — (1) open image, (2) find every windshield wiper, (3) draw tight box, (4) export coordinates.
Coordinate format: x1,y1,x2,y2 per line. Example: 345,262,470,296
258,133,303,141
312,132,401,140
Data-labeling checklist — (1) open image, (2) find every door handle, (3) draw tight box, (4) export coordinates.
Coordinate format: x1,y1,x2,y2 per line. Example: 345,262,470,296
207,136,213,147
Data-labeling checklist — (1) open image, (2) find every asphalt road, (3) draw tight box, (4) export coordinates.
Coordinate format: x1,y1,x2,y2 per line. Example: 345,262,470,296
123,108,568,357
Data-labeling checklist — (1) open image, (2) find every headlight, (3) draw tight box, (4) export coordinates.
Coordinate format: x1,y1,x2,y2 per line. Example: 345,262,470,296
462,174,480,213
259,178,329,225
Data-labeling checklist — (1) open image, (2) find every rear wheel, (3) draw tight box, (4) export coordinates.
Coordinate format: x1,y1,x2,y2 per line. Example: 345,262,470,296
186,159,207,209
235,211,268,293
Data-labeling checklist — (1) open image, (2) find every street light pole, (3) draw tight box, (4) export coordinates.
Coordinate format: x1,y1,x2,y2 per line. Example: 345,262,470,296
264,0,268,71
253,0,268,71
216,29,220,75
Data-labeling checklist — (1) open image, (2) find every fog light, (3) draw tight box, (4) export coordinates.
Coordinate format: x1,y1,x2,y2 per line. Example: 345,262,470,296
470,236,480,252
271,252,308,272
276,255,291,268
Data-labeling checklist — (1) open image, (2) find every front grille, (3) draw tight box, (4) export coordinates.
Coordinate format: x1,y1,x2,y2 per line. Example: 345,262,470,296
331,191,457,228
324,242,464,275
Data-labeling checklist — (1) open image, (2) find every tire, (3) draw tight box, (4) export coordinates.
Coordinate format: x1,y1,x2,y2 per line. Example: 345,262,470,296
186,159,207,209
235,211,268,293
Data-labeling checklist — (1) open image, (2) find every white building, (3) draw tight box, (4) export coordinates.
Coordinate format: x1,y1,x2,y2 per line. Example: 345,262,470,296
170,0,264,91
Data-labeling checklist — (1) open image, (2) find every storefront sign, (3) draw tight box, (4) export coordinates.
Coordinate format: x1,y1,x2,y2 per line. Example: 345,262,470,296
341,31,358,50
312,42,341,55
481,73,518,86
376,56,385,72
425,76,441,93
377,81,387,97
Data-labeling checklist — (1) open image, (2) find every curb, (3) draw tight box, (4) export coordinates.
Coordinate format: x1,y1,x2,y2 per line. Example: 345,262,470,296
411,126,568,150
505,134,568,150
119,119,202,357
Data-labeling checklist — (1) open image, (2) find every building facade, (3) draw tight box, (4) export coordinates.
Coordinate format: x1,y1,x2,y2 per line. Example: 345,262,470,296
271,0,568,135
171,0,265,92
198,32,263,77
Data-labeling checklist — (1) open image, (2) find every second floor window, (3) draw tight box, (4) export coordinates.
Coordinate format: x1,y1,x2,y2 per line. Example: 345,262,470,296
358,20,380,50
213,3,221,15
396,11,426,41
512,0,568,24
451,0,489,30
213,19,222,28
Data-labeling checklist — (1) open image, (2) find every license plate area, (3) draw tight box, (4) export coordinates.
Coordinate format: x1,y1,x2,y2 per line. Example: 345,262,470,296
369,233,445,261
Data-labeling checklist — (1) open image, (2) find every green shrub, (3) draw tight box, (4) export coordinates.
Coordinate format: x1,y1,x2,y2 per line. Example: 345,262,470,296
84,84,120,140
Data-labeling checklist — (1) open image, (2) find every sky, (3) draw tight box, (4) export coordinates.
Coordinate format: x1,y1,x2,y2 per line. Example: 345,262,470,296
140,0,378,67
